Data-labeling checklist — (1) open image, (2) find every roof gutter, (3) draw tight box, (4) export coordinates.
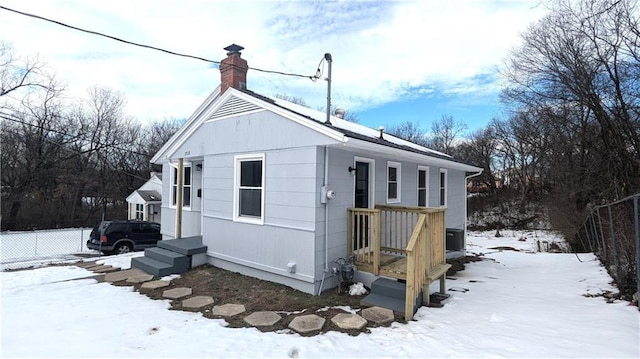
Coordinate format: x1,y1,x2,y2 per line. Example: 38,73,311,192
341,137,483,172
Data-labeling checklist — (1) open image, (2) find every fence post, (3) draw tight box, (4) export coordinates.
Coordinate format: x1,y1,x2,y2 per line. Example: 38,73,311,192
80,228,84,252
584,218,594,253
34,230,38,256
607,206,620,285
596,208,607,260
589,213,600,255
633,195,640,310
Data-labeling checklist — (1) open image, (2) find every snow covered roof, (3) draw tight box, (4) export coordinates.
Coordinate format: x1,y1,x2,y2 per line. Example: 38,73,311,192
242,89,481,170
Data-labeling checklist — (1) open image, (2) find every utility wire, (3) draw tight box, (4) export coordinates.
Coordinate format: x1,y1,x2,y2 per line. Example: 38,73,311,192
0,4,321,80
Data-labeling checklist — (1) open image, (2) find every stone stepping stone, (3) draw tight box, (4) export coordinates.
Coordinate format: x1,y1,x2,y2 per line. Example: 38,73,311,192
288,314,325,334
361,306,395,325
182,296,214,309
91,265,119,273
163,287,192,299
126,274,154,283
212,303,246,317
331,313,367,330
84,263,107,270
243,311,282,326
104,268,146,283
141,280,171,290
75,261,98,268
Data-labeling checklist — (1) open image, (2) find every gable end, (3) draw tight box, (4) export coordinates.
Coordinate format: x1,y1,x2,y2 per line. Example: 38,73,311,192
210,95,261,120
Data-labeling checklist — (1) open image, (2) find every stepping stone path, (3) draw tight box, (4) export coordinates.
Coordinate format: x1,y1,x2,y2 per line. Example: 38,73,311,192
126,274,154,283
91,265,120,273
243,311,282,326
182,296,214,309
74,261,98,268
330,313,367,330
212,304,246,317
141,280,171,290
104,268,146,283
361,306,395,325
288,314,325,334
163,287,192,299
71,261,398,335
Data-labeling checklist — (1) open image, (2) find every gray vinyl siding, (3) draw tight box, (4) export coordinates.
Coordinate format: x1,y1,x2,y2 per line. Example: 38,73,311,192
190,112,337,291
314,149,470,284
159,159,202,239
445,169,466,230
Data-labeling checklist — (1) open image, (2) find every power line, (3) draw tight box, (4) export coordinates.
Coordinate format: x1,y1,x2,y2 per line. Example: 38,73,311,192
0,4,321,80
0,112,155,159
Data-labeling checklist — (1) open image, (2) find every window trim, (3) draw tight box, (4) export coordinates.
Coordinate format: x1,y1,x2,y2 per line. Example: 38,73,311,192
135,203,144,220
417,165,429,207
170,163,192,210
233,153,265,225
386,161,401,204
439,168,448,207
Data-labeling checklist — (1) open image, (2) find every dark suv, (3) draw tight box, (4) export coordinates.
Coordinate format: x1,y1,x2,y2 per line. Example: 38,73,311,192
87,220,161,254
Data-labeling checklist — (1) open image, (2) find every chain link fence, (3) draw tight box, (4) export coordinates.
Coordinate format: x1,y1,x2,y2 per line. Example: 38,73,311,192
574,194,640,308
0,228,95,268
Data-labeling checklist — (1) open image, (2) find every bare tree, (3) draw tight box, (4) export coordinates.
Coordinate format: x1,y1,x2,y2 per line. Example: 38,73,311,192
454,126,498,192
501,0,640,202
0,42,49,98
427,115,468,154
385,120,429,146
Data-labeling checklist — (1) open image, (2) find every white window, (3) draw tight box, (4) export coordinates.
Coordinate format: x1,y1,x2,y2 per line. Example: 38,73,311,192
171,164,192,208
234,154,265,224
418,166,429,207
135,203,144,220
387,161,401,203
439,169,447,207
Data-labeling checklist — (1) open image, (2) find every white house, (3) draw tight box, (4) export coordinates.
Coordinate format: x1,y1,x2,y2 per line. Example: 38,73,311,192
147,45,482,313
126,172,162,223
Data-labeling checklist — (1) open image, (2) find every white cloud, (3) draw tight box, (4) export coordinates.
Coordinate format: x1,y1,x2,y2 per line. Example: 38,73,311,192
0,0,548,123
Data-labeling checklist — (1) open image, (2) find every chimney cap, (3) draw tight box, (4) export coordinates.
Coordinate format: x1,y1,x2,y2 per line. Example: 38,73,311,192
224,44,244,55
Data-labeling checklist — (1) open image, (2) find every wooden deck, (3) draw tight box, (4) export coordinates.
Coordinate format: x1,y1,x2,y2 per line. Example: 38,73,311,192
348,205,450,320
355,252,408,280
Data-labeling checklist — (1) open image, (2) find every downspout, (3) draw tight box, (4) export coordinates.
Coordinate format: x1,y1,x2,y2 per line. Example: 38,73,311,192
463,170,483,254
318,146,331,295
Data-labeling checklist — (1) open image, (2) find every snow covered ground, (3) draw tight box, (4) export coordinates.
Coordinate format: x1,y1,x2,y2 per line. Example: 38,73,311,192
1,230,638,358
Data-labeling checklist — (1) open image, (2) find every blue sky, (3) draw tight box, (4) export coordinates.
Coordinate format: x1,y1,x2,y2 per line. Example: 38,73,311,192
0,0,548,135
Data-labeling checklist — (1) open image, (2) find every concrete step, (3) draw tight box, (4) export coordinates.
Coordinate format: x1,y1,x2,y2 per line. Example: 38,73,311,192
158,236,207,256
371,278,406,300
131,256,187,277
144,247,190,272
360,293,405,313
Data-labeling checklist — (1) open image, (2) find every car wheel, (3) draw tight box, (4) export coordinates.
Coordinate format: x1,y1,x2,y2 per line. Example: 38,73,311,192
115,243,133,254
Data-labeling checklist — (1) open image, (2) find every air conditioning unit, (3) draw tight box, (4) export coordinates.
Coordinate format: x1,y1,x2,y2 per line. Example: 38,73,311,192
446,228,464,251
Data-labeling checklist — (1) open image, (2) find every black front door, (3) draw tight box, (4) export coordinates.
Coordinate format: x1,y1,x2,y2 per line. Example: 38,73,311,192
354,161,369,209
353,161,370,249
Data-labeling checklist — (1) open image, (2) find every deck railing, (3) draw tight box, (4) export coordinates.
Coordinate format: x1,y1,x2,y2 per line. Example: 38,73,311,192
347,208,381,274
347,205,447,320
405,213,427,320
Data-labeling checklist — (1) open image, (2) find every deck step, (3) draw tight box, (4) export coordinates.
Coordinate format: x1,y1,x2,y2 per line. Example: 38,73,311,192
371,278,406,300
131,256,187,277
144,247,190,272
360,293,406,313
158,236,207,256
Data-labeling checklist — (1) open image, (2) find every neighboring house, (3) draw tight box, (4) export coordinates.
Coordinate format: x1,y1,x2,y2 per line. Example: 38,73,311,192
150,45,482,299
126,173,162,223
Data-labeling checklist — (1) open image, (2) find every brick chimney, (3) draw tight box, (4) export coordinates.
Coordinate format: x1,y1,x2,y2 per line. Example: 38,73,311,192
220,44,248,94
